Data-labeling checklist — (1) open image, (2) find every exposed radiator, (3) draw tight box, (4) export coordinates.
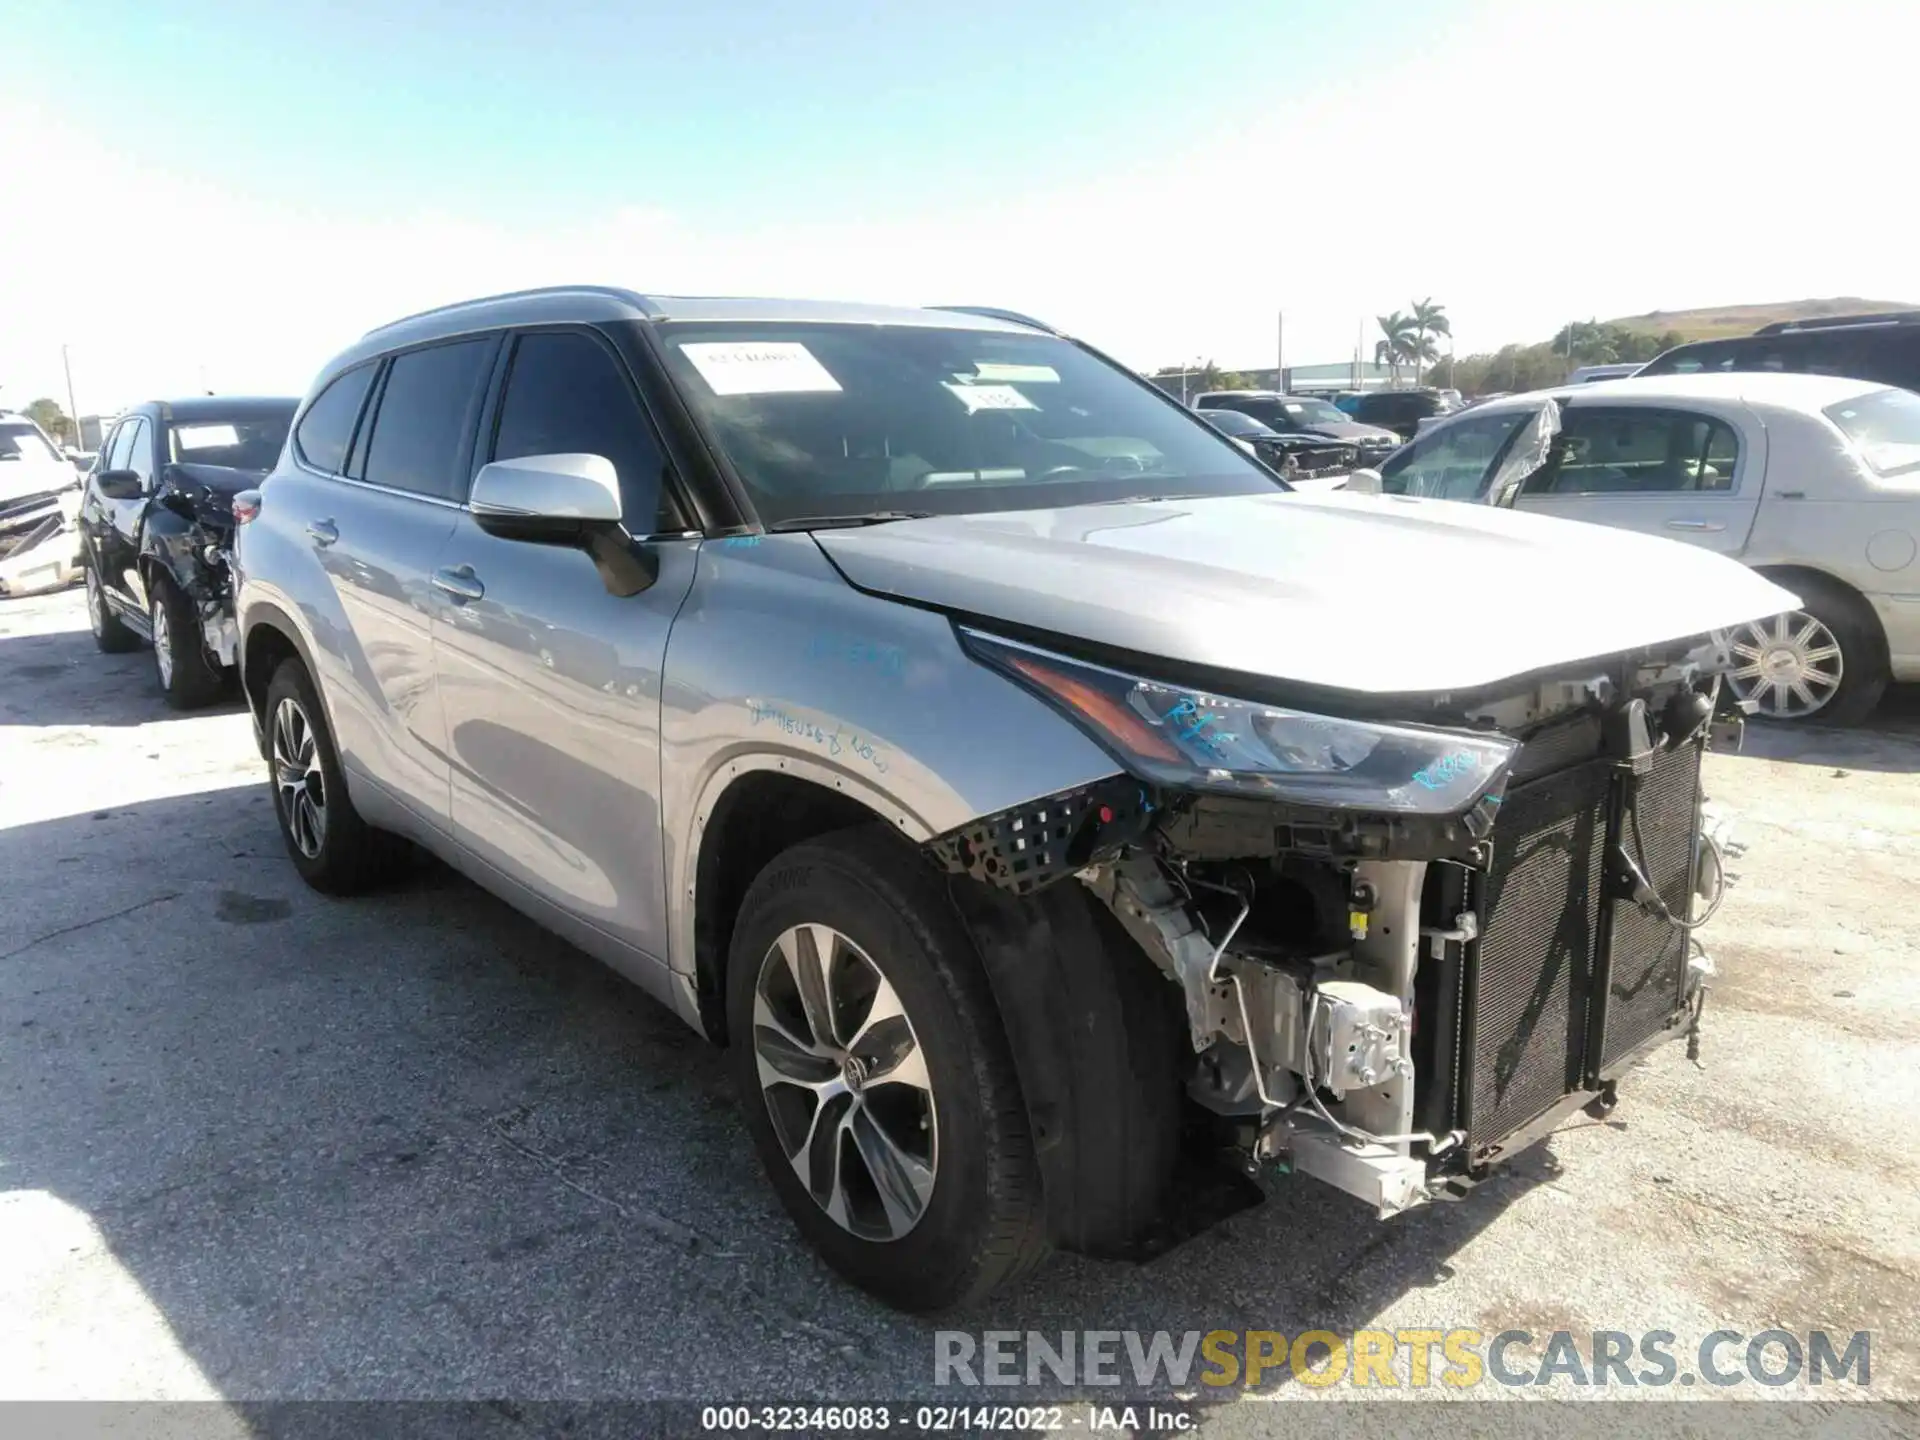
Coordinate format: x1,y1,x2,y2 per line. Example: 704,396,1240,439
1465,758,1609,1151
1458,740,1701,1157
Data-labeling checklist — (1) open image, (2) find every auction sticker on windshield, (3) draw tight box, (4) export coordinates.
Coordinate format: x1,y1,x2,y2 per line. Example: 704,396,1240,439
944,382,1037,413
680,342,843,396
971,362,1060,384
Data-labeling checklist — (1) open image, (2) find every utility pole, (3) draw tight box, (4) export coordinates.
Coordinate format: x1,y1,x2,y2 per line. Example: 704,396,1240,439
61,345,81,449
1276,310,1285,392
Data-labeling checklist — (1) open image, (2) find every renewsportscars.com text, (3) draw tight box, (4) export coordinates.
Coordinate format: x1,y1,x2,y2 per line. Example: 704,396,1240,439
934,1328,1871,1390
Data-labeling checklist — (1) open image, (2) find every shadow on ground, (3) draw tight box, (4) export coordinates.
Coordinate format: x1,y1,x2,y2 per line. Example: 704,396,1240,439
0,618,248,729
0,782,1540,1405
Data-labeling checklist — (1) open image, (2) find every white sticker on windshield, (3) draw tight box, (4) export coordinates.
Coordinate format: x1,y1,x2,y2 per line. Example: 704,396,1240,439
971,362,1060,384
680,342,843,396
944,383,1038,413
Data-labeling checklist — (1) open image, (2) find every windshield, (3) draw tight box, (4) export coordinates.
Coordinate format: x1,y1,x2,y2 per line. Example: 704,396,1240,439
0,421,62,464
656,324,1281,523
167,409,294,469
1201,409,1278,438
1279,398,1349,426
1826,388,1920,479
1377,408,1537,499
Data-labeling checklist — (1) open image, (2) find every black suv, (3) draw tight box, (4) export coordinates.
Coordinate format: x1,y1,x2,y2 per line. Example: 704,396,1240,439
1344,388,1459,441
1638,310,1920,393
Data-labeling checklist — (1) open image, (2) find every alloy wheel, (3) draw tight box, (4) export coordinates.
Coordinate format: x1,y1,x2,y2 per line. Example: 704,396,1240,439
1727,610,1843,719
751,923,937,1241
151,599,173,688
272,696,328,859
86,568,105,637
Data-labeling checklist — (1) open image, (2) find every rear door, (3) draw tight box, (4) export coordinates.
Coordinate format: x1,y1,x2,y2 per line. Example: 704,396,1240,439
298,339,497,832
1514,401,1762,557
431,327,701,960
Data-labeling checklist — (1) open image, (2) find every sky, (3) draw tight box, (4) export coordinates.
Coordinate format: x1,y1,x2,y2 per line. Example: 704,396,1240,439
3,0,1916,416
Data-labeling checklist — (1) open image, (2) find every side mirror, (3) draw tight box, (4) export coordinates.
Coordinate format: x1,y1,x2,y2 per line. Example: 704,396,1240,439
94,468,144,500
470,453,623,540
468,452,657,597
1346,467,1383,495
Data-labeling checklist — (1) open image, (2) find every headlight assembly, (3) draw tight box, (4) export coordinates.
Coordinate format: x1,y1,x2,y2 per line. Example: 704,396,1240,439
961,628,1517,815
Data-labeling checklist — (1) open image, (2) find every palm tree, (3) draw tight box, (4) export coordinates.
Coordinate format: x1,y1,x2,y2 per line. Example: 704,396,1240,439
1374,311,1416,386
1409,298,1451,387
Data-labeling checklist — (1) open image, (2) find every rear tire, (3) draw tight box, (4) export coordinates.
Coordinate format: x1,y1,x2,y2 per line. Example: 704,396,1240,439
264,658,408,894
727,827,1049,1311
1729,578,1886,727
150,574,226,710
85,559,140,654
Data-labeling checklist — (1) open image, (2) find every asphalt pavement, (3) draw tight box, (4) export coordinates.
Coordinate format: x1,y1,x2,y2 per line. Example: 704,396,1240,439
2,585,1916,1432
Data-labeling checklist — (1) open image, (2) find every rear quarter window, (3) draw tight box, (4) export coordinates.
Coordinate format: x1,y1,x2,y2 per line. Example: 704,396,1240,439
294,364,377,475
1826,389,1920,478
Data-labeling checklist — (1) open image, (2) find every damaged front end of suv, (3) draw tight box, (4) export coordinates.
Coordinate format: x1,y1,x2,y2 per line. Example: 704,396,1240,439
930,624,1751,1219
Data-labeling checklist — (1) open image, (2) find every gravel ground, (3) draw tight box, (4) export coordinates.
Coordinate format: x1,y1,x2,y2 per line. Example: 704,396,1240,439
2,584,1916,1433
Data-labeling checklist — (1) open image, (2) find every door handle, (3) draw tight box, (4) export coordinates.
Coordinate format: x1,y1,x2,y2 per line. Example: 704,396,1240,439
307,518,339,546
1665,519,1725,533
431,565,485,603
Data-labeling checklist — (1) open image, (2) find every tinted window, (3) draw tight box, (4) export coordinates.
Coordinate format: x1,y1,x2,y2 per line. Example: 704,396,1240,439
1535,408,1739,494
295,364,377,475
361,341,493,501
1208,396,1293,429
104,421,136,472
1199,409,1275,438
491,331,676,529
657,323,1276,524
121,418,155,489
1826,388,1920,478
1643,329,1920,391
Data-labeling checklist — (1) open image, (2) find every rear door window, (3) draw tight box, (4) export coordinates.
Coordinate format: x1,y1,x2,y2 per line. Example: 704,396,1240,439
490,330,680,530
1532,408,1740,494
359,340,494,501
294,363,377,475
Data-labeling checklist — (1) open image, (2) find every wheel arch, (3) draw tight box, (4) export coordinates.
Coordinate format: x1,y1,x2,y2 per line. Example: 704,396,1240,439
241,602,330,754
688,764,912,1042
1748,564,1891,663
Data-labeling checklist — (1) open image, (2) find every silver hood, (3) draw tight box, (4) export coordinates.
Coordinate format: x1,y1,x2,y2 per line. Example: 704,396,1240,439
813,491,1799,696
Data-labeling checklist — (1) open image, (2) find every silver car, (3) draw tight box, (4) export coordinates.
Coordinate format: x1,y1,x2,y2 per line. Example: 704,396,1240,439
234,287,1794,1311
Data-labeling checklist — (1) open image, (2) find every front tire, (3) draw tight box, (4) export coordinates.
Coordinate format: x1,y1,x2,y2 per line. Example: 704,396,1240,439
85,559,140,654
1727,579,1887,726
150,574,226,709
264,658,407,894
727,827,1048,1311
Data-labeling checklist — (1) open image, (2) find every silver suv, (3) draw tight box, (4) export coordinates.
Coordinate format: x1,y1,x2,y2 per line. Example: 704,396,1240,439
235,287,1794,1311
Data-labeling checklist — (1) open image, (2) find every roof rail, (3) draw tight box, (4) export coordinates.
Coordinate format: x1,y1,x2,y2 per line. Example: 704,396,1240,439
1753,309,1920,336
928,305,1060,335
362,285,661,338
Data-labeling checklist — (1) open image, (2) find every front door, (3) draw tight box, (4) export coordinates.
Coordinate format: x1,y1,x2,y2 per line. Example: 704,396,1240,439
431,328,699,960
95,415,157,618
1514,403,1762,558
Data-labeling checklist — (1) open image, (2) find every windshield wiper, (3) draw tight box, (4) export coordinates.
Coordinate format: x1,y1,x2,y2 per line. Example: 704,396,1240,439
765,511,934,532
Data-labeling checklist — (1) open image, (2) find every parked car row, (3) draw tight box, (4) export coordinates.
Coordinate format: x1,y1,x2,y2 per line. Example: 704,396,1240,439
1351,371,1920,725
87,285,1781,1312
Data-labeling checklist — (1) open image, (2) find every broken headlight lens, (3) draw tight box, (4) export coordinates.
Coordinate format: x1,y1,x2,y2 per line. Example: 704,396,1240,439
962,628,1517,814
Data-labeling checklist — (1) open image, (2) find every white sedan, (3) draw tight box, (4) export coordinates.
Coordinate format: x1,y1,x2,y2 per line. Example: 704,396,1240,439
1360,372,1920,724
